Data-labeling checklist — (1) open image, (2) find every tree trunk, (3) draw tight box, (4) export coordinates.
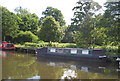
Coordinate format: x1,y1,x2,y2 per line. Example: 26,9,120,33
86,39,88,49
4,36,5,41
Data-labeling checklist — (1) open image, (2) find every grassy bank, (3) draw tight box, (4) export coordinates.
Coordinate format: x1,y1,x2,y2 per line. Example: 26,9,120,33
15,41,77,48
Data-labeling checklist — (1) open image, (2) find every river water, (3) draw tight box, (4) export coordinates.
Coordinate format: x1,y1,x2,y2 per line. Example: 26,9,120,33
1,51,119,80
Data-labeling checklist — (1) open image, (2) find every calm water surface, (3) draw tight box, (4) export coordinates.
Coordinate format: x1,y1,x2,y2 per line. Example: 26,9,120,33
1,51,119,79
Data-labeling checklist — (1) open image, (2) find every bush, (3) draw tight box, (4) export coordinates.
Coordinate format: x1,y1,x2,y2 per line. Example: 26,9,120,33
94,45,119,55
14,31,39,44
48,41,59,47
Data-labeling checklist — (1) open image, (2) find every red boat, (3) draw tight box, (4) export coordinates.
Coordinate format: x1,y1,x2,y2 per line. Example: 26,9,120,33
0,41,15,51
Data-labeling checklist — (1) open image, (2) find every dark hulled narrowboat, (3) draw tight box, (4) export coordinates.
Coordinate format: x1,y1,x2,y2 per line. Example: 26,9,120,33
0,41,15,51
37,47,109,62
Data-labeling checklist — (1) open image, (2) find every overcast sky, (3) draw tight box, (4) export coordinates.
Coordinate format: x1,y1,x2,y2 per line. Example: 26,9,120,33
0,0,107,25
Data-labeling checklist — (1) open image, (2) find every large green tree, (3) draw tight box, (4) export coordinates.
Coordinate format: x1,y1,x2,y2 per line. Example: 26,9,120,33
72,0,101,48
38,16,64,42
90,14,108,46
42,7,66,26
1,6,20,41
15,6,40,34
103,1,120,45
61,25,75,43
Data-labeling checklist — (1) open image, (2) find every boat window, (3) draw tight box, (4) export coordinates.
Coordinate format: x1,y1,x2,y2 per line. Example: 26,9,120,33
64,49,70,53
82,50,89,54
71,49,77,54
4,44,7,47
77,50,82,54
6,44,13,47
56,49,63,53
50,48,56,52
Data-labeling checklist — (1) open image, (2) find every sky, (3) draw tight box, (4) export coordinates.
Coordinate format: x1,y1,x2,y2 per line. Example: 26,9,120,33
0,0,107,25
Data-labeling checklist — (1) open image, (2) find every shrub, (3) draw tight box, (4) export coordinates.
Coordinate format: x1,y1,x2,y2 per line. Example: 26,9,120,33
14,31,38,44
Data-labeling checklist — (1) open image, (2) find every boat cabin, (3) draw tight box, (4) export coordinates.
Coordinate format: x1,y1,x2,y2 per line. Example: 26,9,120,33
0,41,15,50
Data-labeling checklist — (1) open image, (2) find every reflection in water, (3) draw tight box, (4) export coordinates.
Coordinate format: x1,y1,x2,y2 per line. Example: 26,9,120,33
27,75,40,79
60,69,77,80
81,67,88,72
70,65,77,70
2,51,38,79
2,51,119,80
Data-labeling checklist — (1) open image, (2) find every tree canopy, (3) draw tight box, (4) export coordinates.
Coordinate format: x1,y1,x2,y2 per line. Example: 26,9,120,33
38,16,64,42
42,7,66,26
71,0,101,48
1,6,20,41
103,2,120,45
14,6,40,35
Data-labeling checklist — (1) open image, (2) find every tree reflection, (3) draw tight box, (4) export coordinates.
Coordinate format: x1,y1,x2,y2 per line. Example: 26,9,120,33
36,61,64,79
60,69,77,80
2,53,38,79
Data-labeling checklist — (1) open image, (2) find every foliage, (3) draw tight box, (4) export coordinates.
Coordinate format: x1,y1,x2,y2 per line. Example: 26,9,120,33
71,0,101,25
62,25,75,43
1,6,20,40
42,6,66,26
38,16,64,42
73,31,86,48
24,42,46,48
103,2,120,45
14,31,38,44
14,6,30,15
91,27,107,46
15,6,40,34
71,0,102,48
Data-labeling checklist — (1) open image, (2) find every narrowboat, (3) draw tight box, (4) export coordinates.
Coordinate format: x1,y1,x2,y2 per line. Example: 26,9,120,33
36,47,109,62
0,41,15,51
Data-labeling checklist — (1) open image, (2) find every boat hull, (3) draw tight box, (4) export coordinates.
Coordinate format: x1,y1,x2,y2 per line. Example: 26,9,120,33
0,41,15,51
37,53,108,62
0,48,15,51
36,47,109,62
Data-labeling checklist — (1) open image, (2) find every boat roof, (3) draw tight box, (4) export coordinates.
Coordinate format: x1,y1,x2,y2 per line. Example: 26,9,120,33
39,47,103,51
2,41,8,43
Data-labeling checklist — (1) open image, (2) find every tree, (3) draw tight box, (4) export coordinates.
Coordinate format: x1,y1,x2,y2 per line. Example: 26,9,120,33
1,6,19,41
14,6,29,15
91,27,107,46
61,25,75,43
14,7,40,34
103,1,120,45
42,7,66,26
71,0,101,48
38,16,64,42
